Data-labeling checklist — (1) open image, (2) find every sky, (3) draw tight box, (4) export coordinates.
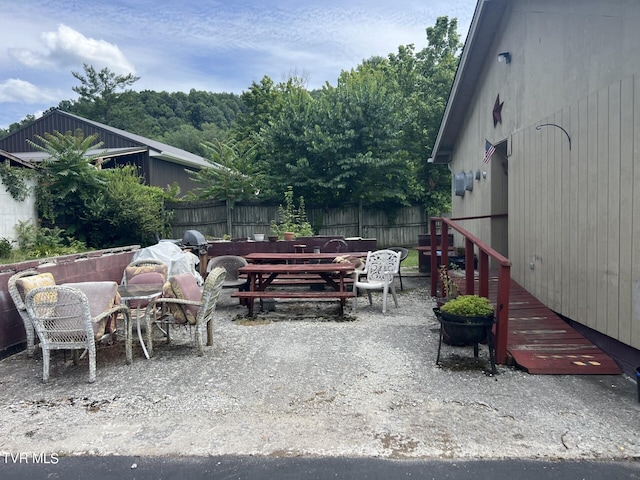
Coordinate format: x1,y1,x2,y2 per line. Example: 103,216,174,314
0,0,477,129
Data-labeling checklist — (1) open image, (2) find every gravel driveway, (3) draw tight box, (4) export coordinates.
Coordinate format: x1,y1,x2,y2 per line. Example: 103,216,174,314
0,276,638,460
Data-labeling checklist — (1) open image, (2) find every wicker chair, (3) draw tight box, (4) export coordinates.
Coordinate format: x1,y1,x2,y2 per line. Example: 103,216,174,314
8,269,56,357
24,284,132,383
123,259,168,286
352,249,402,314
144,267,226,356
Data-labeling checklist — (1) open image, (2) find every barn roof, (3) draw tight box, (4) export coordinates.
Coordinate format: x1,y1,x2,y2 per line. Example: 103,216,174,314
0,109,221,170
429,0,508,164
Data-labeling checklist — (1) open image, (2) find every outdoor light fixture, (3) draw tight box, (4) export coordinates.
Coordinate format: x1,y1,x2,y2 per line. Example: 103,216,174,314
497,52,511,64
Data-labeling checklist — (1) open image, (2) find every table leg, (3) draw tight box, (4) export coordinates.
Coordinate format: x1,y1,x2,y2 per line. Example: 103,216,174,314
247,273,256,317
124,309,132,364
136,309,151,359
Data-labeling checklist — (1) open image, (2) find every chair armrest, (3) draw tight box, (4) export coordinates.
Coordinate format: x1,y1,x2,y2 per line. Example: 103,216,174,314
144,297,202,323
353,269,367,281
91,305,130,324
146,297,202,310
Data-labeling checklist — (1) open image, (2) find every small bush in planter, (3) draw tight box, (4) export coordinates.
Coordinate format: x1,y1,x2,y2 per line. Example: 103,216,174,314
440,294,493,317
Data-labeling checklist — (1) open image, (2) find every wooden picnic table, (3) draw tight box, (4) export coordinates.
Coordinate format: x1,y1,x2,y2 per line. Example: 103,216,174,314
243,252,368,263
231,262,355,317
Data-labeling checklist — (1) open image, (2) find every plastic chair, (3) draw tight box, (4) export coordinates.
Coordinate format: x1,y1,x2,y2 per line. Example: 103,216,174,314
25,284,131,383
352,249,402,314
144,267,226,356
206,255,249,290
388,247,409,290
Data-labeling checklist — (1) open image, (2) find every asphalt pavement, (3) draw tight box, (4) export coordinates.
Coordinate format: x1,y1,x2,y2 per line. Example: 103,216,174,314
2,455,640,479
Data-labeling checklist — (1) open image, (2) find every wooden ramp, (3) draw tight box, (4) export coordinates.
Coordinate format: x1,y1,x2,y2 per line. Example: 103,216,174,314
495,279,621,375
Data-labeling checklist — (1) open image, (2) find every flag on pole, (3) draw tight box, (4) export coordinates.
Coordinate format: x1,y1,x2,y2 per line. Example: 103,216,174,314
483,139,496,163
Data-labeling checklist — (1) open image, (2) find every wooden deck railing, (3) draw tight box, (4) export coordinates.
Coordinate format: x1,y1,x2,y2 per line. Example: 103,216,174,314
429,216,512,364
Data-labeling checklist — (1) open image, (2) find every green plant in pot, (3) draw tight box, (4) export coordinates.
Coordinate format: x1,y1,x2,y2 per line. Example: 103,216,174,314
440,294,493,318
435,295,495,347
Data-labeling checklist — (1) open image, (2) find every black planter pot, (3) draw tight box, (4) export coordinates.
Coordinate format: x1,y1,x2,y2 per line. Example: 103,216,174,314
435,308,495,345
433,307,497,374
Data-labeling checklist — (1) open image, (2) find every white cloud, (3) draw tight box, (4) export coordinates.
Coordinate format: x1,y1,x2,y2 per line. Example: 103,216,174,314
9,24,136,75
0,78,61,103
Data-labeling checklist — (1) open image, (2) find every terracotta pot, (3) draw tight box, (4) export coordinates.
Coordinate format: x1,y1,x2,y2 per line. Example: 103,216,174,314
284,232,295,241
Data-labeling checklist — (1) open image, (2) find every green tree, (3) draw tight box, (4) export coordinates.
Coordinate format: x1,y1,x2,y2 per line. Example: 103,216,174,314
70,63,140,124
189,138,263,206
386,16,462,214
251,67,412,209
27,129,107,234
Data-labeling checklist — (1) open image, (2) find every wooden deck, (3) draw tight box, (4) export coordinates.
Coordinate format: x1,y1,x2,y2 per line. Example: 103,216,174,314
489,277,621,375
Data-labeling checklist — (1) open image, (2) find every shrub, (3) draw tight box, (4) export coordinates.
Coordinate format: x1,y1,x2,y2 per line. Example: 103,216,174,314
440,294,493,316
0,237,13,258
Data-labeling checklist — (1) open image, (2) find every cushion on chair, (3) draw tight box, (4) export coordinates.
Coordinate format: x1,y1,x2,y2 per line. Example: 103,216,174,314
125,264,168,283
127,271,166,286
15,273,56,302
63,281,120,339
127,272,166,308
162,273,202,325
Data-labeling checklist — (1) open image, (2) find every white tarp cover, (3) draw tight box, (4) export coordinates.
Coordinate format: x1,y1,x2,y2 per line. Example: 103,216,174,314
129,241,203,285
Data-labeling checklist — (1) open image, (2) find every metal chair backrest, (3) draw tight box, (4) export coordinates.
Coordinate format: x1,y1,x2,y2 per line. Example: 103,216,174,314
321,239,349,253
206,255,248,283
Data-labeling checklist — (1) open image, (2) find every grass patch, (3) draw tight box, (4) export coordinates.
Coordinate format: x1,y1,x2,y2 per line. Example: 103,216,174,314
403,249,419,269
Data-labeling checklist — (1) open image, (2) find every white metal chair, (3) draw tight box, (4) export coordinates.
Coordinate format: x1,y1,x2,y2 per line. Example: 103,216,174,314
352,249,402,314
25,284,131,383
144,267,226,356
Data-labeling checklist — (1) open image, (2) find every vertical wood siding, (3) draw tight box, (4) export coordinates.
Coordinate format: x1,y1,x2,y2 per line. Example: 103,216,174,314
510,74,639,349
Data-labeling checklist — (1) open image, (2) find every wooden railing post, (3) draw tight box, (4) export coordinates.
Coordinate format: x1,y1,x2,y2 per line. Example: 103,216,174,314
494,264,511,364
464,237,474,295
478,251,489,298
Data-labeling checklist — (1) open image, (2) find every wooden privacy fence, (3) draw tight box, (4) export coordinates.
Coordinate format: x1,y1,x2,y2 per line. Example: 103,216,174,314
166,200,429,247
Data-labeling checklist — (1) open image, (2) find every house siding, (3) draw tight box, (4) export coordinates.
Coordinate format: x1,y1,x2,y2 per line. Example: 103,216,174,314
446,0,640,350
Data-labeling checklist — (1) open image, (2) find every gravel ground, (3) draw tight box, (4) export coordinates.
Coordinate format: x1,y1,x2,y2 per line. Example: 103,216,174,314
0,275,639,460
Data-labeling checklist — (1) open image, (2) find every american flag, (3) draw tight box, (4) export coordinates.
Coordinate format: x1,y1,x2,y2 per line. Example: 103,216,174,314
483,139,496,163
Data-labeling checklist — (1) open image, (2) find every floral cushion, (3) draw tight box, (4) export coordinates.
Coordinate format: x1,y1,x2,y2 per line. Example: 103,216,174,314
162,274,202,325
125,264,168,284
15,273,56,304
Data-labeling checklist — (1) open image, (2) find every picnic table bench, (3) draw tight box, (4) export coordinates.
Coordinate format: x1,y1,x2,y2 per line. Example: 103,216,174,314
232,263,355,316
